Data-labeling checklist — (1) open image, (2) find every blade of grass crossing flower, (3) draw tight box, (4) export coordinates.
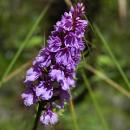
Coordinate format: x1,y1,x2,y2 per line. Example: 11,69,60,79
2,34,46,85
4,58,130,101
0,4,50,88
82,71,109,130
93,24,130,90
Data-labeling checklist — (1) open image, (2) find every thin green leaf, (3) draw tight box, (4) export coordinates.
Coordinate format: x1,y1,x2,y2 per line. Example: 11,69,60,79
25,36,43,48
0,4,50,88
82,70,109,130
69,99,80,130
93,24,130,90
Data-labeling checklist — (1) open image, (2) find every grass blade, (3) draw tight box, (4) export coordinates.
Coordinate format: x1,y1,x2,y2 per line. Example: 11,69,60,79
85,63,130,99
0,4,50,88
69,89,80,130
82,71,109,130
83,3,130,90
69,99,80,130
93,24,130,90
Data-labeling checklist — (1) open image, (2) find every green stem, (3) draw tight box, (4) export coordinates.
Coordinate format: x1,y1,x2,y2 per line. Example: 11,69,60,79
32,103,43,130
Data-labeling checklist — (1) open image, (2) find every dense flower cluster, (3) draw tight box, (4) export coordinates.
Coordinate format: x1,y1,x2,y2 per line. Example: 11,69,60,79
21,3,88,125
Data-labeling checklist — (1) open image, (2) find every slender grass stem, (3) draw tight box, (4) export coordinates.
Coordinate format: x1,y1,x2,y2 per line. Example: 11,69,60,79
85,63,130,99
1,60,32,84
2,35,47,85
82,54,109,130
69,90,80,130
82,71,109,130
0,4,50,88
69,99,80,130
93,25,130,90
84,5,130,90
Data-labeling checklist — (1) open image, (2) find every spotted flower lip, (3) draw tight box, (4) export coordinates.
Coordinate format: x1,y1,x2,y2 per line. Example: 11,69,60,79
40,109,58,126
21,3,88,126
24,67,41,82
49,69,65,82
48,36,62,52
21,88,36,106
35,81,53,100
33,48,51,68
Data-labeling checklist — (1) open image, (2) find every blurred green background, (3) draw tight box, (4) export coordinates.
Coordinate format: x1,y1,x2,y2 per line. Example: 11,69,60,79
0,0,130,130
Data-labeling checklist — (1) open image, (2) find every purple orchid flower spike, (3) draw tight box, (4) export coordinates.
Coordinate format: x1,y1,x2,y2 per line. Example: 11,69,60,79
21,2,88,126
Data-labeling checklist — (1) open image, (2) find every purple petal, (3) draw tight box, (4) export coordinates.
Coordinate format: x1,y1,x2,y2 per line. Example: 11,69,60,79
24,68,40,82
49,69,65,82
40,110,58,125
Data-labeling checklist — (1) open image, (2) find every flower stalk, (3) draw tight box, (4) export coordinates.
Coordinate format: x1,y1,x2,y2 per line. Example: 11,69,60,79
32,102,42,130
